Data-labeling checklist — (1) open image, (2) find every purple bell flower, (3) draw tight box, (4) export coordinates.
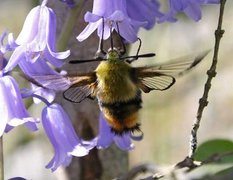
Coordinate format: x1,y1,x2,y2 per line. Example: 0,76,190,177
0,75,38,136
77,0,163,43
160,0,220,22
0,33,38,136
96,113,143,150
126,0,163,32
42,103,95,171
77,0,147,43
4,0,70,73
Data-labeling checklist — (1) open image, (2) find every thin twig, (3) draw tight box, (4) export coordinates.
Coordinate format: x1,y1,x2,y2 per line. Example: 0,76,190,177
175,156,201,170
132,150,233,180
118,163,161,180
189,0,227,158
0,137,4,180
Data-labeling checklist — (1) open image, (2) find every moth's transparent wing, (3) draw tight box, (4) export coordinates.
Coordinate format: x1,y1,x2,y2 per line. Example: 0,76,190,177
62,72,97,103
133,71,175,93
23,74,72,91
63,84,96,103
24,72,97,103
133,50,209,93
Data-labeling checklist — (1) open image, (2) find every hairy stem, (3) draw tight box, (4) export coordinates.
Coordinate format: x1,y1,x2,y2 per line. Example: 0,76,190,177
0,137,4,180
57,0,85,51
189,0,227,158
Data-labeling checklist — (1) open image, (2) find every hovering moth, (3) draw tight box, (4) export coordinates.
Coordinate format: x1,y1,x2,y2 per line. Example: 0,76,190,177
27,41,209,135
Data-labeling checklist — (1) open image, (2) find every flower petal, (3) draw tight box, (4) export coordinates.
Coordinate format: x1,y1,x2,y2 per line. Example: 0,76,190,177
77,20,102,42
160,0,220,22
116,20,138,43
3,46,26,73
19,56,58,76
114,134,135,150
0,76,38,136
44,47,69,67
184,3,202,21
84,12,101,22
16,6,41,44
96,113,114,149
7,33,19,50
126,0,163,30
107,10,124,22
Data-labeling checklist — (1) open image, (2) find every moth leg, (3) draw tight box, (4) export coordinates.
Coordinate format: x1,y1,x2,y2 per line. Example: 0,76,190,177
116,22,126,56
95,17,107,59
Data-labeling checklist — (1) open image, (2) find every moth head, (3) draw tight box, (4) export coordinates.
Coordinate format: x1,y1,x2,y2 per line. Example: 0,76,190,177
107,48,120,61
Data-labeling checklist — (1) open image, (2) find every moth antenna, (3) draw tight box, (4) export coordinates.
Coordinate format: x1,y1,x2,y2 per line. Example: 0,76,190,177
69,58,106,64
123,53,156,59
123,38,150,63
123,53,156,63
136,38,142,58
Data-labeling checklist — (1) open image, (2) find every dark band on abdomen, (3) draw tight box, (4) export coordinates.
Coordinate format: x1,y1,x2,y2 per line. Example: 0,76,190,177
99,90,142,121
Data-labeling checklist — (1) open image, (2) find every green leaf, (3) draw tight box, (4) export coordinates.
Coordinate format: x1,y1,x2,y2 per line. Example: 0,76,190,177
187,163,233,179
194,139,233,163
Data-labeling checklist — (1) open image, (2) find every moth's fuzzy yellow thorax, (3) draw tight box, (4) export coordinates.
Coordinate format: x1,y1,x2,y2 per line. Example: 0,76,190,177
95,60,137,103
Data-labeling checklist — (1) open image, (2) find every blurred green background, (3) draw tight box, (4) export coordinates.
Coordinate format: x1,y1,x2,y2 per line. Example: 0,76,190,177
1,0,233,179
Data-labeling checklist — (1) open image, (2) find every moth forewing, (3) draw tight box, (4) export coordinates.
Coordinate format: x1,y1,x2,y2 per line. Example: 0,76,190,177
177,50,210,76
66,72,97,87
137,50,210,74
132,69,176,93
21,74,72,91
23,72,97,103
63,83,97,103
63,72,97,103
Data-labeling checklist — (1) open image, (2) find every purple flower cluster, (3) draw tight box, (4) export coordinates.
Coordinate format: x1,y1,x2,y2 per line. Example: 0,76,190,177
160,0,220,22
77,0,220,43
0,33,38,137
1,0,143,172
77,0,162,43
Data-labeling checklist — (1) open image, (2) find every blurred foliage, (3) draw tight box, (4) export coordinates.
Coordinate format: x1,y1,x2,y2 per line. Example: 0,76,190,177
195,139,233,163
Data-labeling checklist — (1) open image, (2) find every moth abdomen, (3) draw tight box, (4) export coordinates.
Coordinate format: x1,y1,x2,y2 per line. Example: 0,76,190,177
99,90,142,134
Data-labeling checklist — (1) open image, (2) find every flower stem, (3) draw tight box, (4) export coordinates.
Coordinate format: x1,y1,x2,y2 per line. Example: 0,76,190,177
189,0,227,158
0,137,4,180
57,0,85,52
